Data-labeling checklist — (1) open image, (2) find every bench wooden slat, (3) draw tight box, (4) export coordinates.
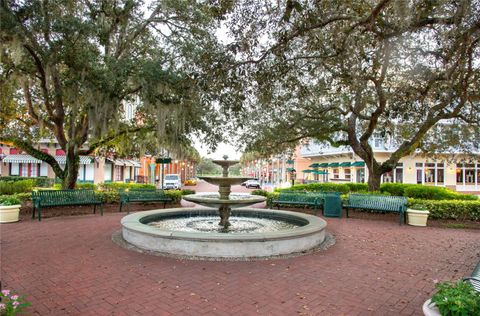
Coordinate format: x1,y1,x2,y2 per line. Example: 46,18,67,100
271,191,341,214
345,194,407,225
119,188,172,213
32,189,104,221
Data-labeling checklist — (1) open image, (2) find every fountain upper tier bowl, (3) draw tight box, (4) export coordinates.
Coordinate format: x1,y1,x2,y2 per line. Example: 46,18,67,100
182,193,266,208
198,176,251,186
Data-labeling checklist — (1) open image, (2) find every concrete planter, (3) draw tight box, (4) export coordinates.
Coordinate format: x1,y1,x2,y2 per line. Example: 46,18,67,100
407,209,430,226
422,299,441,316
0,205,21,223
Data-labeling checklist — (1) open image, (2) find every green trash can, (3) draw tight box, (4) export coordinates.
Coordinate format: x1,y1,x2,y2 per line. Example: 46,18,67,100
323,194,342,217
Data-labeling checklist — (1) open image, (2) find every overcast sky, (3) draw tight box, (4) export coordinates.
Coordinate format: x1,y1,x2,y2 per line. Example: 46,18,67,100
194,140,241,160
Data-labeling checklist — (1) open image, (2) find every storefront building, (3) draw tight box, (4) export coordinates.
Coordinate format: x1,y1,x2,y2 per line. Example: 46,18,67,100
0,141,140,184
242,140,479,193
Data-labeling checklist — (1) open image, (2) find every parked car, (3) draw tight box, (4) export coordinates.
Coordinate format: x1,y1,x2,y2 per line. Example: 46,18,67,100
163,174,181,189
244,179,261,189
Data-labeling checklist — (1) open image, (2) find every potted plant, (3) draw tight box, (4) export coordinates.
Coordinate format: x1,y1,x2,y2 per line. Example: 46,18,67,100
423,280,480,316
0,196,22,223
407,203,430,226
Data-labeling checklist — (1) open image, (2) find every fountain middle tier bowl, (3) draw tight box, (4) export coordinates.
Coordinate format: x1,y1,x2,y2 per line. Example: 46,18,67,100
198,176,252,186
182,193,266,208
121,207,327,259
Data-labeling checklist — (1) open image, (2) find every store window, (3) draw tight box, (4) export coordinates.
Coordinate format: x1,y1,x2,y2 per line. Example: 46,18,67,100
416,162,444,186
465,164,475,184
395,163,403,183
383,163,403,183
332,169,339,179
436,163,444,184
356,168,365,183
383,171,393,183
114,165,123,181
456,164,463,184
344,168,351,180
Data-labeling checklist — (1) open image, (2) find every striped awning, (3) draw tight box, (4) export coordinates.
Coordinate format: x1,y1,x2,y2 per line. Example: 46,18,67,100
328,162,339,167
318,163,329,168
302,169,314,173
309,163,320,168
55,155,93,165
3,154,92,165
106,158,140,167
129,160,141,167
339,162,351,167
3,154,43,164
286,167,295,172
114,159,133,166
351,161,365,167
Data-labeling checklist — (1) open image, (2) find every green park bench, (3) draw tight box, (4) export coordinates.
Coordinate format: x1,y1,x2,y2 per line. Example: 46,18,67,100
119,188,172,213
271,191,341,215
464,260,480,292
32,189,104,221
344,194,408,225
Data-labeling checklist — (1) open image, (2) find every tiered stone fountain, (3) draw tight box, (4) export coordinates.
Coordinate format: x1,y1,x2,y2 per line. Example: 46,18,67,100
120,159,327,259
182,160,266,228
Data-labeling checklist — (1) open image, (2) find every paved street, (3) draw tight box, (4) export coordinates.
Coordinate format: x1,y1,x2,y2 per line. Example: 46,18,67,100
1,181,479,315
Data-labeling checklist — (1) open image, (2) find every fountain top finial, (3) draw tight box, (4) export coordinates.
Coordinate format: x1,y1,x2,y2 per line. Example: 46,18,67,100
223,155,229,160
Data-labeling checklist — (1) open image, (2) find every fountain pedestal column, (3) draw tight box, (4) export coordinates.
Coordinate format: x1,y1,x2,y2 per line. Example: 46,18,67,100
218,205,231,228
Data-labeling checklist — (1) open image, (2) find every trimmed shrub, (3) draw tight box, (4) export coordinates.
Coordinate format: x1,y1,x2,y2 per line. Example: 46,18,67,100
408,199,480,221
98,182,156,191
379,183,409,196
0,176,54,187
251,189,268,196
0,196,22,206
0,180,34,195
76,183,96,190
165,190,183,203
281,182,368,194
0,192,31,203
381,183,477,200
181,189,196,195
95,190,120,203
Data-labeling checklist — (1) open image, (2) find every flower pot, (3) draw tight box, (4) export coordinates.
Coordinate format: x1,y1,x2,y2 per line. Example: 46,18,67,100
407,209,430,226
422,299,441,316
0,205,21,223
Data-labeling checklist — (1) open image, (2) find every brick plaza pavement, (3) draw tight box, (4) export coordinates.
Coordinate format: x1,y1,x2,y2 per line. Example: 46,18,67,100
1,182,479,315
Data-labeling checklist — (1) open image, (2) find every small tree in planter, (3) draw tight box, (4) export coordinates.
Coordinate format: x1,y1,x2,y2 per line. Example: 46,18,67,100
423,280,480,316
0,196,22,223
407,203,430,227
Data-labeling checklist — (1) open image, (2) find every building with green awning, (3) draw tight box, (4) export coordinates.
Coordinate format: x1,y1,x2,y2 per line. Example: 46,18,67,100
351,161,365,167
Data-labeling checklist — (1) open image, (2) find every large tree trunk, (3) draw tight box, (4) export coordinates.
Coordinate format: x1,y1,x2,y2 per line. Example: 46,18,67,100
61,148,80,189
367,166,382,191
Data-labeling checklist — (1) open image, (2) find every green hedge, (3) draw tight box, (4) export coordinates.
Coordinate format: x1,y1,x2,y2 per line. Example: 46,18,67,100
408,199,480,221
0,176,54,187
0,180,34,195
283,182,477,201
251,189,268,196
279,183,368,194
97,182,156,191
380,183,477,200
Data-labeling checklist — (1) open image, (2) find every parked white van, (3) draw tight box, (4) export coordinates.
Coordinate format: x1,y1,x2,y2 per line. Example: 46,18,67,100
163,174,181,189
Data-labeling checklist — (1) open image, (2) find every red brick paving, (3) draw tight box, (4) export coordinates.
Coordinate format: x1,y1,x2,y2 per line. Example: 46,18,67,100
1,182,479,315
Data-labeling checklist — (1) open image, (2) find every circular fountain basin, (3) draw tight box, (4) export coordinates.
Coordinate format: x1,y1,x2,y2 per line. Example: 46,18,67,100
182,193,266,208
121,207,327,259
